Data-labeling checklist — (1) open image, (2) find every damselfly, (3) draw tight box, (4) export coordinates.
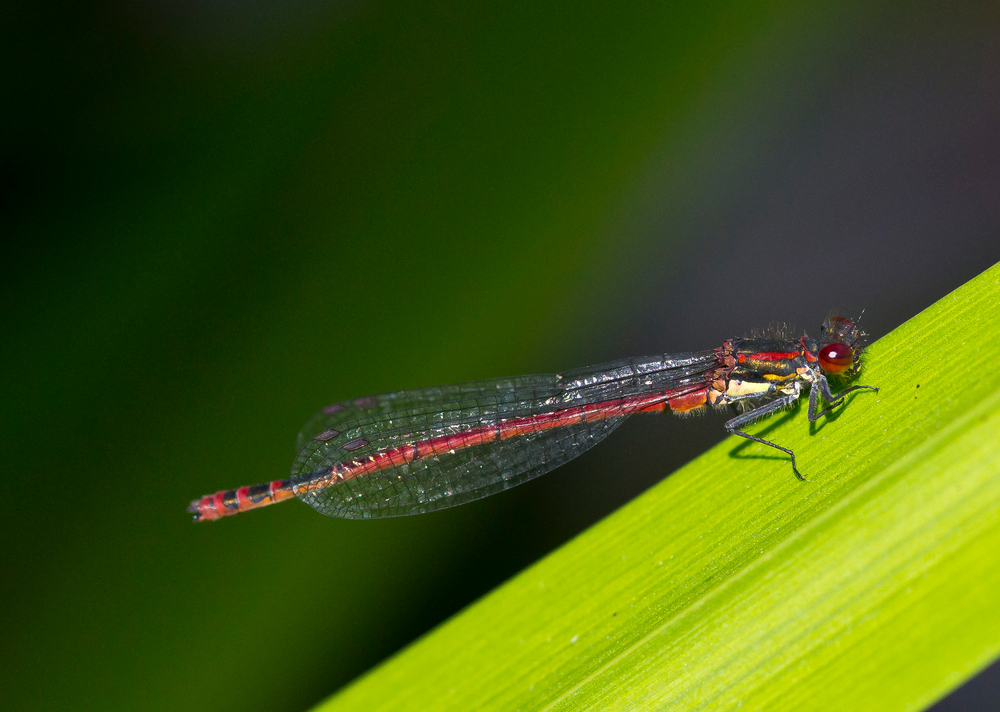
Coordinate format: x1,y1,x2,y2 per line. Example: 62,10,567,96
189,316,877,521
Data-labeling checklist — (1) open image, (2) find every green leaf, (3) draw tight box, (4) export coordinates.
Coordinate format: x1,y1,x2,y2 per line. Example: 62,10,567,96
315,262,1000,712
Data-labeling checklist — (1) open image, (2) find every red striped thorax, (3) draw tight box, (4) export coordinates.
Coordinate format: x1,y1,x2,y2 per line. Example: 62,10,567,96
719,315,864,393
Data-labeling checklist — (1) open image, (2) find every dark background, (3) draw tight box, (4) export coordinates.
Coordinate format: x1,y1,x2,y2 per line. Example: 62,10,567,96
3,1,999,710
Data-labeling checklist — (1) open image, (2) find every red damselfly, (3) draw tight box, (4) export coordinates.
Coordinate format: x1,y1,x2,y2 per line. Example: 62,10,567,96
189,316,877,521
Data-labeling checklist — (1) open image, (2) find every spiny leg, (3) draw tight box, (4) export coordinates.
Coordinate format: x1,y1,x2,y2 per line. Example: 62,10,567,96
808,374,879,422
725,393,804,480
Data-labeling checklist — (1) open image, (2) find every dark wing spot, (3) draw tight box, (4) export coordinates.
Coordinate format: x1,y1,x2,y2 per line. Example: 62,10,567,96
314,429,341,441
322,404,346,415
342,438,369,451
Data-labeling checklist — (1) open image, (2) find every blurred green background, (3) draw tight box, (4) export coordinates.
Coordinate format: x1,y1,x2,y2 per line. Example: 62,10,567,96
3,0,999,710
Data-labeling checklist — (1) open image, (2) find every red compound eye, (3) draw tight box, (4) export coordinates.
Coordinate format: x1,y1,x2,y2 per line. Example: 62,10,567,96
819,342,853,374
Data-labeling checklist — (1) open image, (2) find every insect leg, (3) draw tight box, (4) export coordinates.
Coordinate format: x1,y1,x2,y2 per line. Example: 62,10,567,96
725,393,804,480
808,374,879,422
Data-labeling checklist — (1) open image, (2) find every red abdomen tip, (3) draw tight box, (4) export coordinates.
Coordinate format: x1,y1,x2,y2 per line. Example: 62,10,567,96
188,494,224,521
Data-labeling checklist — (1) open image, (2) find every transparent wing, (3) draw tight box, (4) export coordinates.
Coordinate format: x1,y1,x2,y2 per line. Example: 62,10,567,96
290,351,718,518
294,375,561,453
